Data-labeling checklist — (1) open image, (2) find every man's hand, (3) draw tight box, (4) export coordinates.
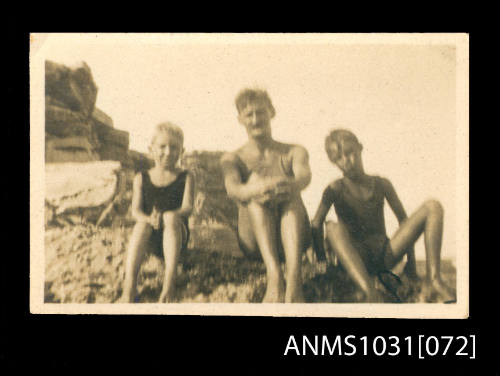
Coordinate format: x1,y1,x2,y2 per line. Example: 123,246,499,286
253,176,294,205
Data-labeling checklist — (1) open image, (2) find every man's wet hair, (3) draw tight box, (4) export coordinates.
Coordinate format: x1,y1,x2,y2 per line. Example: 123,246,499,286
151,121,184,147
235,88,276,118
324,129,361,162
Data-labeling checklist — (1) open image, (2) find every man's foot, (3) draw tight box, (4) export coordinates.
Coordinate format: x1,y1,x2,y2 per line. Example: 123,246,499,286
285,286,305,303
159,288,176,303
263,278,285,303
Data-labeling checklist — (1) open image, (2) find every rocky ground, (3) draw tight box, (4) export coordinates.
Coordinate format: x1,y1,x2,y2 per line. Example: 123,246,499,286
44,224,456,304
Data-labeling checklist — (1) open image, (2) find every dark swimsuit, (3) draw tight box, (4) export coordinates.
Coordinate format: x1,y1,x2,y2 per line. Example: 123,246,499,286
141,170,190,258
321,176,392,275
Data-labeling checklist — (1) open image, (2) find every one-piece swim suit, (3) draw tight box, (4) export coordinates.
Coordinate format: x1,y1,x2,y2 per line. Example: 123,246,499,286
320,176,392,274
141,170,190,258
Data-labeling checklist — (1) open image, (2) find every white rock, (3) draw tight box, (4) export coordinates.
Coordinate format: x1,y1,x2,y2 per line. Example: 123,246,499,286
45,161,121,215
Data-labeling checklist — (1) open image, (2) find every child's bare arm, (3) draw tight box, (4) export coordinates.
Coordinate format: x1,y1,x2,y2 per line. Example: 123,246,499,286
130,174,158,226
381,177,418,277
311,185,336,262
173,171,195,218
381,177,408,222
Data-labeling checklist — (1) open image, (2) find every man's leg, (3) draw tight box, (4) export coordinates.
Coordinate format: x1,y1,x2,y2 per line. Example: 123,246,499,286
280,196,310,303
237,207,261,260
246,201,285,302
120,222,152,302
325,221,381,302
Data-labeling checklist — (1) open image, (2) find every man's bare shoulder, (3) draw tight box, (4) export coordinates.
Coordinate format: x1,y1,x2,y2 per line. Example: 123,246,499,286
279,142,308,159
221,148,244,166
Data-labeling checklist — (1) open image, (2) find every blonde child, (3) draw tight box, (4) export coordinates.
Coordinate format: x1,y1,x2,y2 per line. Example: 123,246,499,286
120,122,194,303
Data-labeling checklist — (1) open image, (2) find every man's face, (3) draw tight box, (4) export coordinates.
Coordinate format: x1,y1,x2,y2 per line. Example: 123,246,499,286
237,100,272,139
327,139,363,178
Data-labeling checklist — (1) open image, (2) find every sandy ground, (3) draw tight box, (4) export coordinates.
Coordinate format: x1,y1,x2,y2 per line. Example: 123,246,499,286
44,224,456,304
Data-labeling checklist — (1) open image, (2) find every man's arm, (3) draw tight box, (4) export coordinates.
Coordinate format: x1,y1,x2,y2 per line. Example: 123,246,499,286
221,152,270,203
289,145,312,193
381,177,418,278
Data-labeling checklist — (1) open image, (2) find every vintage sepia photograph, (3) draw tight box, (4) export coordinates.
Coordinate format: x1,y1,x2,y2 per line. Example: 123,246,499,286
30,33,469,317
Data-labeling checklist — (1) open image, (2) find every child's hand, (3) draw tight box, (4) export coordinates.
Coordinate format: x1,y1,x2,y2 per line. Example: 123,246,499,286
149,207,161,230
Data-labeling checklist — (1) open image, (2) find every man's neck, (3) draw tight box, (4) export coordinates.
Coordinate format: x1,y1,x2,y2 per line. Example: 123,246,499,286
248,135,274,153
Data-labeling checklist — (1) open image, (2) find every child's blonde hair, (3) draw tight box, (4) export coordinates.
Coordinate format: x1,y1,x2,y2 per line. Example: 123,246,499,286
151,122,184,147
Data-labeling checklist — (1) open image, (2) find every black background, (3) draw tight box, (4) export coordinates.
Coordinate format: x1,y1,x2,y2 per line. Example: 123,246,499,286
6,15,490,374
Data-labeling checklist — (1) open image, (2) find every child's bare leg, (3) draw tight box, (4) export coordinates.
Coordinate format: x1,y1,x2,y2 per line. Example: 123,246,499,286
247,201,285,302
325,221,381,302
159,212,184,303
388,200,455,302
121,222,152,302
280,197,309,303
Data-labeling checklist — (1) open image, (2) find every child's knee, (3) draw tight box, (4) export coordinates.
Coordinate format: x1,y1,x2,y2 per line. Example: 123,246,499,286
424,199,444,217
133,221,152,236
162,211,182,228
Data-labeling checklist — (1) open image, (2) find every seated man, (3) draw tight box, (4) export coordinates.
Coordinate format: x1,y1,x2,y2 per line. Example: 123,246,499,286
221,88,312,303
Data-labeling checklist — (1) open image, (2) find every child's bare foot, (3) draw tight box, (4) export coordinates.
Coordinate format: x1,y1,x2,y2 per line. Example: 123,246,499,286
421,280,456,303
364,288,384,303
118,286,137,303
403,264,420,282
432,279,456,303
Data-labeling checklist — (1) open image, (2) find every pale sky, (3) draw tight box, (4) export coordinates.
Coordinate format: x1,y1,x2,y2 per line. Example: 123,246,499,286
36,34,463,260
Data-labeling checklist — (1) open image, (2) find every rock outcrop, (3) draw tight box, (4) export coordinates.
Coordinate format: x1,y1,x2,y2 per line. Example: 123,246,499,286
44,60,242,262
183,151,240,256
45,161,126,226
45,60,129,164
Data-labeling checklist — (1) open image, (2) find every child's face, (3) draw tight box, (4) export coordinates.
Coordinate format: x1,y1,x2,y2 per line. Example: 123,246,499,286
327,139,363,178
237,100,272,139
150,132,183,169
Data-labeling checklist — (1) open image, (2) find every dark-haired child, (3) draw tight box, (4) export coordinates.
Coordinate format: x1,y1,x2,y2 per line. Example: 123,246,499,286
311,129,456,303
